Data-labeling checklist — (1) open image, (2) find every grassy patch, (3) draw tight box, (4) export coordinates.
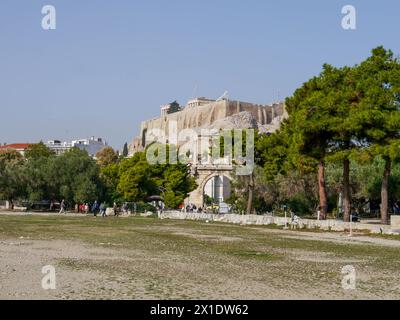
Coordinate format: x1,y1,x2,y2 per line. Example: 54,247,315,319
229,250,279,260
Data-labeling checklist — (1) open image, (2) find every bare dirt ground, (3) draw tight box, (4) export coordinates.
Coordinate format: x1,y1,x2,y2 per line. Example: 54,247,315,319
0,212,399,300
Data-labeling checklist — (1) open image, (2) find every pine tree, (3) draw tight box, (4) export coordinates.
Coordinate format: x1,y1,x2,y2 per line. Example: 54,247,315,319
352,47,400,224
284,65,346,219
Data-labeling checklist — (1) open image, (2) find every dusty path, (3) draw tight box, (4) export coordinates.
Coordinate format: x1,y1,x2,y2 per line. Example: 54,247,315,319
249,227,400,248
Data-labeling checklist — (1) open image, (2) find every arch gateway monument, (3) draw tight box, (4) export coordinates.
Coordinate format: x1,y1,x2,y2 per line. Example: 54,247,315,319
128,96,287,208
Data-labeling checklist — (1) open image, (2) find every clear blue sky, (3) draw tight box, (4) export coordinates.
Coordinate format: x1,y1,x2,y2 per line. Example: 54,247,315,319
1,0,399,150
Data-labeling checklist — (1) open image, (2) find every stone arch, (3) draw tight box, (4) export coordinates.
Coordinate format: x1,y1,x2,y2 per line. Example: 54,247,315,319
200,172,233,205
187,166,234,208
200,172,232,193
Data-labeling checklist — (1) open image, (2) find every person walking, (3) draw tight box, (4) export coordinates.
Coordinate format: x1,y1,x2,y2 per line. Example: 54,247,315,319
291,214,299,230
100,202,107,217
92,201,99,217
122,202,128,215
59,199,66,214
394,201,400,215
113,202,119,217
79,203,85,213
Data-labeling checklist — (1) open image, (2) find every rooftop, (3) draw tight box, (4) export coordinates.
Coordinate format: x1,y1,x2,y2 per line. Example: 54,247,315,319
0,143,32,150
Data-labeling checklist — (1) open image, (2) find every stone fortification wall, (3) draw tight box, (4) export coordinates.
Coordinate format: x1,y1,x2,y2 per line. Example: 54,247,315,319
129,100,285,155
160,211,400,235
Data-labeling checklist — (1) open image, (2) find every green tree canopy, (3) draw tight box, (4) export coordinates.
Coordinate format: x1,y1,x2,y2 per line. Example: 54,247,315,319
25,142,55,160
167,101,182,114
0,150,26,208
117,148,197,208
96,146,119,167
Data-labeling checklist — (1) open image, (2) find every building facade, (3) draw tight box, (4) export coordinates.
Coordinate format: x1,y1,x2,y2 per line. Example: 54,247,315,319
45,137,107,157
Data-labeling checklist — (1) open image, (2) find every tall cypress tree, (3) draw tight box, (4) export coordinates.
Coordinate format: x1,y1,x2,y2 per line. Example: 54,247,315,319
122,142,129,158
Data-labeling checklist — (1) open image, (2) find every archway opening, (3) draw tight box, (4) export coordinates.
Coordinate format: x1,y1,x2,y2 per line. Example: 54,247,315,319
203,175,231,205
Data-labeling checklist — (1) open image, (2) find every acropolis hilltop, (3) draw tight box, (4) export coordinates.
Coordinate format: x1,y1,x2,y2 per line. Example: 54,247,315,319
128,96,287,156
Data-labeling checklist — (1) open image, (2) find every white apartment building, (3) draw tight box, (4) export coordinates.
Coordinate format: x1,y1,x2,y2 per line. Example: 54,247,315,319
46,137,107,157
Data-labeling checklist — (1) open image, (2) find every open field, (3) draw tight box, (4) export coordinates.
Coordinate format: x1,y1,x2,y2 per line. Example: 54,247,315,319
0,213,400,300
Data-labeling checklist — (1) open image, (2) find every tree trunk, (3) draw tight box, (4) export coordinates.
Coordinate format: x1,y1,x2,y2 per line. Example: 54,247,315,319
380,158,391,225
343,158,351,222
317,161,328,220
246,173,254,215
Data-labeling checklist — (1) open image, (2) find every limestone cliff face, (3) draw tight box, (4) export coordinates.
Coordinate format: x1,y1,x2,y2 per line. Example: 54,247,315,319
129,99,286,155
208,112,258,130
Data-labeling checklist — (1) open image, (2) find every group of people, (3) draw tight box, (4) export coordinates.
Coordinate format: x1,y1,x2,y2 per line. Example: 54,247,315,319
78,203,90,214
90,201,108,217
57,200,130,217
182,203,204,213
